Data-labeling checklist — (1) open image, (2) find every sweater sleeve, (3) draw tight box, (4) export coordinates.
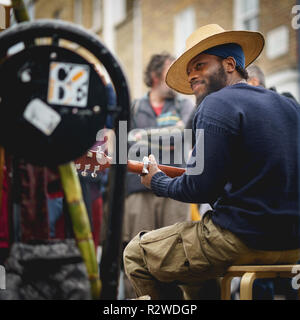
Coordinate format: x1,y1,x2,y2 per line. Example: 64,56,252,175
151,93,240,203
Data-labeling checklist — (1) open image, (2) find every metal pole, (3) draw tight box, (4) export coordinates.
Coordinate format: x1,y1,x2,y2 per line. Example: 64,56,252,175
297,0,300,100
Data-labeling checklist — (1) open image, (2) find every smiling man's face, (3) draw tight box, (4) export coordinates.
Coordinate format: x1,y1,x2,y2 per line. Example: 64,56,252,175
186,53,228,106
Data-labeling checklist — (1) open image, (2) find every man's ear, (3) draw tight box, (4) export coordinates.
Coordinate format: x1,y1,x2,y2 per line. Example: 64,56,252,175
222,57,236,73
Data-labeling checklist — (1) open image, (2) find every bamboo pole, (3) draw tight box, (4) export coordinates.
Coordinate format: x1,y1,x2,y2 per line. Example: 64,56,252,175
9,0,101,299
58,162,101,299
11,0,29,22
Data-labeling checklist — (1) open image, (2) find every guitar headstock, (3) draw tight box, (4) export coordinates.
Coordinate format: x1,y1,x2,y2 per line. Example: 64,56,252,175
74,150,112,178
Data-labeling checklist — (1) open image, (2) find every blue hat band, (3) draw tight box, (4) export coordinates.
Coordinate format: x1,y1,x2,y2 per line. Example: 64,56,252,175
202,43,245,68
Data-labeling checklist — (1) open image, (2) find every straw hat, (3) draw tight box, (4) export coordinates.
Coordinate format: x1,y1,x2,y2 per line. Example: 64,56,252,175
166,24,265,94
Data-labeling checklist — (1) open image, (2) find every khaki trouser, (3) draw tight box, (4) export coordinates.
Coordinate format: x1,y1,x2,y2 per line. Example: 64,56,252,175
122,192,190,298
123,211,300,299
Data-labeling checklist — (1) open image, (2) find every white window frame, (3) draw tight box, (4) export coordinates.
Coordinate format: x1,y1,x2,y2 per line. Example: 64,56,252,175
234,0,259,30
92,0,102,30
113,0,126,26
266,25,289,60
74,0,82,25
174,6,196,58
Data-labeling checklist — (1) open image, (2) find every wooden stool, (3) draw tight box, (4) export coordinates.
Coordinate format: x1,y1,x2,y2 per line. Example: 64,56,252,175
221,265,300,300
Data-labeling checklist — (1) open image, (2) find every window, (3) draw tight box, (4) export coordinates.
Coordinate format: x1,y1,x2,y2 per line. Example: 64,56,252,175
93,0,102,30
266,25,289,60
234,0,259,30
113,0,126,26
174,6,196,57
74,0,82,25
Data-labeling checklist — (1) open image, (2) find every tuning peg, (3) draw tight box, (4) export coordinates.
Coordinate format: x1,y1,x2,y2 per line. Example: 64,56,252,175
91,165,100,178
96,151,107,165
81,164,91,177
96,146,105,153
87,150,93,158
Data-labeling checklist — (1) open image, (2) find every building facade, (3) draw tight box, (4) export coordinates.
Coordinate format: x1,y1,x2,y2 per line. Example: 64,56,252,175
30,0,300,101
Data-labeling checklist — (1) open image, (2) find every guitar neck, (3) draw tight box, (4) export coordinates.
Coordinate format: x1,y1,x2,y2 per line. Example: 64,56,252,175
75,151,185,178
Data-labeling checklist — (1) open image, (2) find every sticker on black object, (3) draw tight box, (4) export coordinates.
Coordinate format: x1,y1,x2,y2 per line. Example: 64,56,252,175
47,62,90,107
23,98,62,136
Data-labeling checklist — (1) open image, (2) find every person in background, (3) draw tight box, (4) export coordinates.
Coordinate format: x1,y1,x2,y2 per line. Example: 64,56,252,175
246,64,266,87
122,52,194,298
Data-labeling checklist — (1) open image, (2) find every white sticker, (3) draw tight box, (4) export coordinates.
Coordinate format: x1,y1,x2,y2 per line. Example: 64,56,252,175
47,62,90,107
23,98,62,136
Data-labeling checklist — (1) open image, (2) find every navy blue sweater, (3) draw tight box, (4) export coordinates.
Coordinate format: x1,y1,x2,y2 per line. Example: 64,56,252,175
151,83,300,250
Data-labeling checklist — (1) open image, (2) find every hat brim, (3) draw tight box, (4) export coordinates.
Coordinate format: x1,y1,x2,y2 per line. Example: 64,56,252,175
166,30,265,95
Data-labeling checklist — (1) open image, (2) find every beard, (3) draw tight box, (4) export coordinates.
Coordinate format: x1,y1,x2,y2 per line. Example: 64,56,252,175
194,65,227,107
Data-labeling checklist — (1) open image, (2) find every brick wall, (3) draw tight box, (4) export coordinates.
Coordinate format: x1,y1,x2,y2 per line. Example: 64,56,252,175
137,0,234,97
34,0,299,100
258,0,297,75
35,0,74,21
